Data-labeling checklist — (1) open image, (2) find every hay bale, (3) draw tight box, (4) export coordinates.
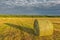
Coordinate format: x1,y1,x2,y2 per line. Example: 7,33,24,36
38,20,53,36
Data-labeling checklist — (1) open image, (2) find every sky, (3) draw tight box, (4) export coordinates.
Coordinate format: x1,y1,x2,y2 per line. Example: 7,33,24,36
0,0,60,15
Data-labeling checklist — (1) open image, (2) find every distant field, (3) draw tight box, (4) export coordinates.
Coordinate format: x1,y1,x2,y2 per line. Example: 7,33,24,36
0,15,60,17
0,16,60,40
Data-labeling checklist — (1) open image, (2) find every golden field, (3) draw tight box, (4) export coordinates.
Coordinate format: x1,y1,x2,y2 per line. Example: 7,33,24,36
0,17,60,40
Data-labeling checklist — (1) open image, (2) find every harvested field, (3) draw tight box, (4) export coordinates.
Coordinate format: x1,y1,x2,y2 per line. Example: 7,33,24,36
0,17,60,40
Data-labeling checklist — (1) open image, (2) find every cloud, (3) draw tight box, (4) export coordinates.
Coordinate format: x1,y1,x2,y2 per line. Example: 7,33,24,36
0,0,60,11
1,0,60,8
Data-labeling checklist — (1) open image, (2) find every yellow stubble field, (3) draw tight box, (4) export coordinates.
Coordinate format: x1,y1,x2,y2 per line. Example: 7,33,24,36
0,17,60,40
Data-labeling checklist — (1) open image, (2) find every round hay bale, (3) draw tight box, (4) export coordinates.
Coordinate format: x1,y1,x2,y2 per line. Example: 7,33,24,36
38,20,53,36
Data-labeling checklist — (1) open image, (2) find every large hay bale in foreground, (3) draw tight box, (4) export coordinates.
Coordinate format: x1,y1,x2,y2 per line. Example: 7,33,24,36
38,20,53,36
0,18,54,40
7,18,53,36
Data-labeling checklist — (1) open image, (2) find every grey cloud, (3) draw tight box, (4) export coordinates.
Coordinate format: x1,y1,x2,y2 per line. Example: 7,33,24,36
0,0,60,15
1,0,60,9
